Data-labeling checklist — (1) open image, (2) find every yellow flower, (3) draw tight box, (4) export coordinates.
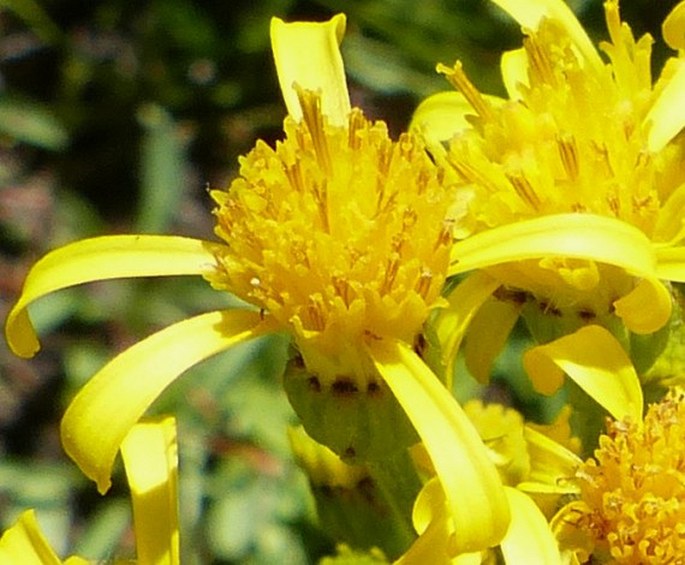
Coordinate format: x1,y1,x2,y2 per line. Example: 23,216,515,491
4,15,509,553
552,387,685,564
398,400,583,564
0,417,179,565
412,0,685,418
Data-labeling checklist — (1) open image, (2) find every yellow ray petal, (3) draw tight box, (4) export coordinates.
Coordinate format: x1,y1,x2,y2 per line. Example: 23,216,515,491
518,426,582,495
490,0,602,72
464,296,522,383
449,214,656,278
410,91,479,142
653,182,685,245
0,510,61,565
500,48,529,100
121,417,179,565
523,325,643,421
270,14,350,125
396,478,453,564
645,60,685,152
5,235,217,358
656,246,685,282
435,271,501,388
663,2,685,51
61,309,276,494
370,339,510,553
612,277,672,334
500,487,561,565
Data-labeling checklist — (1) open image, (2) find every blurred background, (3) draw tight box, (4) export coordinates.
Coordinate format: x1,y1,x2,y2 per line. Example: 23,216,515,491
0,0,678,562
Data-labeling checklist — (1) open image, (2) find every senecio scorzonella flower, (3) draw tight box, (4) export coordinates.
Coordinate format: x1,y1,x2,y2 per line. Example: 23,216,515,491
4,13,509,554
413,0,685,422
553,387,685,564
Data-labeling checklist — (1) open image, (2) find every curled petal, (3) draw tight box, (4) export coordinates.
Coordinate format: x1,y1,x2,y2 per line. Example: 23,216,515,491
370,339,510,553
612,277,672,334
121,417,179,565
270,15,350,125
500,487,561,565
663,1,685,51
523,325,643,421
61,309,276,493
450,214,656,279
411,91,480,142
5,235,217,358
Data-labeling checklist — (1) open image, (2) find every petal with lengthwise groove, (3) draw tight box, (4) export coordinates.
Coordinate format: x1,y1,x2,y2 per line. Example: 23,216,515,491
523,325,643,421
61,309,278,494
449,214,656,279
121,417,179,565
270,15,350,125
5,235,217,358
370,339,510,553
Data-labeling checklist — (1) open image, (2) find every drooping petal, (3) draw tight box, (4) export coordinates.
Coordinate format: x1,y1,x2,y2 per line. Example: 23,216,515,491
434,271,501,388
5,235,217,358
270,15,350,125
0,510,62,565
523,325,643,421
370,339,510,553
645,60,685,152
612,277,672,334
61,309,277,494
464,296,522,383
500,487,561,565
449,214,656,279
121,417,179,565
656,246,685,282
490,0,603,71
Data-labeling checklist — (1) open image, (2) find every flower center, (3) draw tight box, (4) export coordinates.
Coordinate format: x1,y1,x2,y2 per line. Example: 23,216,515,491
442,7,678,240
572,387,685,563
209,91,454,383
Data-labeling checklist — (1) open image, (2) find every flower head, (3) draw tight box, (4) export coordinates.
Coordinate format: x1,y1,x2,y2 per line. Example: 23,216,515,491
553,387,685,563
209,90,452,386
414,0,685,417
437,0,685,320
4,13,510,554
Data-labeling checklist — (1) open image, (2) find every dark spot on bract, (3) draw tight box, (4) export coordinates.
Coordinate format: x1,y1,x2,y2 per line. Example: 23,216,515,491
494,287,528,305
367,381,382,397
291,353,305,369
307,376,321,392
578,308,596,321
344,446,356,459
332,378,359,396
539,301,562,316
413,333,427,357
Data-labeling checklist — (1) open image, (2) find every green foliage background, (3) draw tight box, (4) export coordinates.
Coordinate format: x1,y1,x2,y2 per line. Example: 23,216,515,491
0,0,678,562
